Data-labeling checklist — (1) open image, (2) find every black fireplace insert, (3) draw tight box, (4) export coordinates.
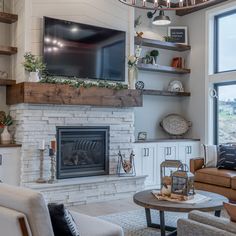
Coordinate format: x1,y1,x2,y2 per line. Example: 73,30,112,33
56,126,109,179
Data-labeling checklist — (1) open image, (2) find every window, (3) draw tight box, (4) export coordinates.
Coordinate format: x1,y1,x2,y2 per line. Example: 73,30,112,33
214,82,236,144
214,10,236,73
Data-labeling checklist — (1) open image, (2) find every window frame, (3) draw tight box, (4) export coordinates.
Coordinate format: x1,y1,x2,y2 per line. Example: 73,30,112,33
214,81,236,144
214,9,236,74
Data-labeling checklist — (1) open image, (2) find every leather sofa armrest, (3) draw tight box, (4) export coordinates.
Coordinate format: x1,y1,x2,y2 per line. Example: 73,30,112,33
190,158,204,174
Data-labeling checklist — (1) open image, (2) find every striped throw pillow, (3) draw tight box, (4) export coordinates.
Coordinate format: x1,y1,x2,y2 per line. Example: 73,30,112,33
64,209,80,236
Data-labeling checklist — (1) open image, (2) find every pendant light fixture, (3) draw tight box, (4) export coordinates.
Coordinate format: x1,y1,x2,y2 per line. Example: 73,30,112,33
147,9,171,25
118,0,215,11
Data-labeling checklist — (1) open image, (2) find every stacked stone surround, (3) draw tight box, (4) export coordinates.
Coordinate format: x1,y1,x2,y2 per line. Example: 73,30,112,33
10,104,145,203
10,103,136,184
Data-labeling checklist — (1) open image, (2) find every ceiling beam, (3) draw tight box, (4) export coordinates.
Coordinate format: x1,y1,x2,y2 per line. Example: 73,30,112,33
176,0,229,16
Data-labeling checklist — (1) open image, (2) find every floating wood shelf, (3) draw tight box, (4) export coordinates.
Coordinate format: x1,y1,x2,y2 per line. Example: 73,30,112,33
138,63,191,75
0,79,16,86
0,46,17,55
6,82,143,107
0,12,18,24
135,37,191,52
0,144,21,148
142,89,191,97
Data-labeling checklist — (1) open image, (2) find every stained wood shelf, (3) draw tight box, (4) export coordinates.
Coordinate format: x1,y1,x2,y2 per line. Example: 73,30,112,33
0,46,17,55
142,89,191,97
0,144,21,148
135,37,191,52
0,12,18,24
6,82,143,107
137,63,191,75
0,79,16,86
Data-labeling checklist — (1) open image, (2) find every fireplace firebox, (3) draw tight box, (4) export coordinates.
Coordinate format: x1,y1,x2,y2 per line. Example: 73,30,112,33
57,126,109,179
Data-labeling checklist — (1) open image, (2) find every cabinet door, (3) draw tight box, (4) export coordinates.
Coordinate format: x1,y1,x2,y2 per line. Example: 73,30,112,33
141,145,157,187
134,144,157,188
0,148,21,186
157,142,178,186
178,142,200,167
158,143,178,161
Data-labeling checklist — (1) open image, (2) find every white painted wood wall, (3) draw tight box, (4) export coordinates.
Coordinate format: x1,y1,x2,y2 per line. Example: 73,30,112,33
11,0,134,83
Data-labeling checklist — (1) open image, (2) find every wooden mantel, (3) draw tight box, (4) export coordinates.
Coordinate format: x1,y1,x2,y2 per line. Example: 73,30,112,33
6,82,143,107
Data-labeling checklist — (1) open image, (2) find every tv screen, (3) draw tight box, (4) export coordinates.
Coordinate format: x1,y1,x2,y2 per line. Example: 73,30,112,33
43,17,126,81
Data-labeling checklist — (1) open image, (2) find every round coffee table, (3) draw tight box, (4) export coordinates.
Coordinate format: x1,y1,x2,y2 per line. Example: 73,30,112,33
133,190,228,236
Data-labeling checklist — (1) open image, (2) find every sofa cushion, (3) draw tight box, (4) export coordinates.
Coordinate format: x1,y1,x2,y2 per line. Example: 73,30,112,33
194,168,236,188
0,184,54,236
203,145,218,168
224,202,236,223
189,210,236,235
231,176,236,190
217,145,236,170
48,203,79,236
0,206,32,236
70,211,124,236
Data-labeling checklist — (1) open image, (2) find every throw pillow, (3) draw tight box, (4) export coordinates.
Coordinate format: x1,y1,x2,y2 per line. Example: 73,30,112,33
224,202,236,223
48,203,80,236
203,144,218,168
217,144,236,170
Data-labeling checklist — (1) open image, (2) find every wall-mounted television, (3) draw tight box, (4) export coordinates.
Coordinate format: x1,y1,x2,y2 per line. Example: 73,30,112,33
43,17,126,81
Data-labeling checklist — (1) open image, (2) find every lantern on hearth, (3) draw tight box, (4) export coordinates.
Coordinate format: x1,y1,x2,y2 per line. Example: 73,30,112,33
171,164,195,197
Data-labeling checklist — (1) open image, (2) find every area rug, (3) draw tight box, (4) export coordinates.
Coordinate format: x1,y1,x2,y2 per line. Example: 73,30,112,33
98,209,188,236
99,209,228,236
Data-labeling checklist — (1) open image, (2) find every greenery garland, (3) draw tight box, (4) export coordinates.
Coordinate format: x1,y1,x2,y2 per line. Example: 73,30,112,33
40,76,128,90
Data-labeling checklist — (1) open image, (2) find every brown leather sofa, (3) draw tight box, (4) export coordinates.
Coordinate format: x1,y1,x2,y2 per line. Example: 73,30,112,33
190,158,236,201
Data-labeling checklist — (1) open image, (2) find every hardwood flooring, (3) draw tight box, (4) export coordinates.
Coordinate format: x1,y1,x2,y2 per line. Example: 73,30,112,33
69,198,141,217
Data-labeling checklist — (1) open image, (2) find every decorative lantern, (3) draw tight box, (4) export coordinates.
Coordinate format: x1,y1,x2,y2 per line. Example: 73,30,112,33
171,164,195,197
160,160,182,187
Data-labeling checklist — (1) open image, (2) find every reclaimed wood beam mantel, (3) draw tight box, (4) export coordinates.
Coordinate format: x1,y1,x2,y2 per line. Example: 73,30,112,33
6,82,143,108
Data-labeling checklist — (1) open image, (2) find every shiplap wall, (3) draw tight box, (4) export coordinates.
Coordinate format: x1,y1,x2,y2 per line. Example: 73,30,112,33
11,0,28,83
19,0,134,84
0,0,12,111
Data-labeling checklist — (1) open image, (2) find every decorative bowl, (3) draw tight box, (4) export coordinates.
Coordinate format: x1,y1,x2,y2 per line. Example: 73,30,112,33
160,114,192,136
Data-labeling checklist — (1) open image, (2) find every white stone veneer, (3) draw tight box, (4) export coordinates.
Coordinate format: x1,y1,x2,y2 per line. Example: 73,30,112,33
10,104,136,185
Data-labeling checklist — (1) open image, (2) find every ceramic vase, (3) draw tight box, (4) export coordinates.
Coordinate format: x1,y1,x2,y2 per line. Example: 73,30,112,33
29,71,40,82
1,126,11,144
128,67,138,89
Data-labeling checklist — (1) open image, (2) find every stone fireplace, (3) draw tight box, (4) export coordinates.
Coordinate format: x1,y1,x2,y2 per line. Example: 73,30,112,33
57,126,109,179
9,104,145,205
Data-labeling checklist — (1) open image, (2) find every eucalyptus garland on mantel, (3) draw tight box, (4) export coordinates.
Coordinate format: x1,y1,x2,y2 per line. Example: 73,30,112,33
40,76,128,90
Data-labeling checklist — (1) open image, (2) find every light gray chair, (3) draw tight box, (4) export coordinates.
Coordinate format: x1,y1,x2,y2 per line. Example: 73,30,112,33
177,210,236,236
0,183,124,236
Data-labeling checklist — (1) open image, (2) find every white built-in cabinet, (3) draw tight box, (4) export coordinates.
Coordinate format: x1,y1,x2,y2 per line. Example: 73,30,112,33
134,140,200,189
0,147,21,186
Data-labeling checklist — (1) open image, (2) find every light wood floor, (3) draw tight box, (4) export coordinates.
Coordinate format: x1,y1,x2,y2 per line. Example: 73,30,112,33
69,198,141,217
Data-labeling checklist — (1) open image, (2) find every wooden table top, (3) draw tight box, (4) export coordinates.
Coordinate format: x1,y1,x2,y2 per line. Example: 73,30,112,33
133,190,228,213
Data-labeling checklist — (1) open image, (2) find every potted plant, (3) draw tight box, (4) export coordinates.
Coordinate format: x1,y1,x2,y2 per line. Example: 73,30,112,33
0,112,13,145
150,50,159,65
23,52,46,82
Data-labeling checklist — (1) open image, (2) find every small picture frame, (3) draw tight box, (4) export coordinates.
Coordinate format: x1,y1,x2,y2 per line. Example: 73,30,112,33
168,26,188,45
138,132,147,141
0,0,4,12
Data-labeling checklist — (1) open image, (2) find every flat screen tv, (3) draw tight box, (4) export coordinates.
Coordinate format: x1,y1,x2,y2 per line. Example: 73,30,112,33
43,17,126,81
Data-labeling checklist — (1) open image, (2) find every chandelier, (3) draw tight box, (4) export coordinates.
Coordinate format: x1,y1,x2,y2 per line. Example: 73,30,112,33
118,0,215,11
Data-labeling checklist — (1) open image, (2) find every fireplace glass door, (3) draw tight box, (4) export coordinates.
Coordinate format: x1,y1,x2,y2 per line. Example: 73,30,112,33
57,126,109,179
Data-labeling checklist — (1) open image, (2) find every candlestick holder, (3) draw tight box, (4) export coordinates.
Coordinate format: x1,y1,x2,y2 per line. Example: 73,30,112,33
36,149,47,184
48,148,57,184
